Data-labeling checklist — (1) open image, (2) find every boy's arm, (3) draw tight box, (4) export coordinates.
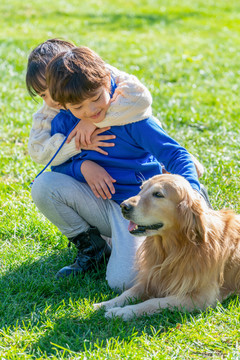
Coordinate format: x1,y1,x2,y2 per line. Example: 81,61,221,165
81,160,116,199
130,118,200,192
96,65,152,128
52,159,116,200
28,103,81,166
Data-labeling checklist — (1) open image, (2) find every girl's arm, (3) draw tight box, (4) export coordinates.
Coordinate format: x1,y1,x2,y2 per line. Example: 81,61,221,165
96,64,153,128
28,103,81,166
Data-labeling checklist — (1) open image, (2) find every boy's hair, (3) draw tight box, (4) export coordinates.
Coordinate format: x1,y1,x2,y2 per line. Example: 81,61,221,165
26,38,75,98
46,46,111,107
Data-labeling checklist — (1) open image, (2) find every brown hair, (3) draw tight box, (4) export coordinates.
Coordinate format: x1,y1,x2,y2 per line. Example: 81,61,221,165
26,38,75,98
46,46,111,107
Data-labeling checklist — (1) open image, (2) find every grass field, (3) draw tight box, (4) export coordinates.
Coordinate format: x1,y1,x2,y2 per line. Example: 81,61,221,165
0,0,240,358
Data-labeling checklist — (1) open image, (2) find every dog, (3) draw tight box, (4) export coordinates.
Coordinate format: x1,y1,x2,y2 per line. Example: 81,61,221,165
94,174,240,320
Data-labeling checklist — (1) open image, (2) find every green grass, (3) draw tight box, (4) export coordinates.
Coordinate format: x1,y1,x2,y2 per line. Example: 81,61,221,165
0,0,240,358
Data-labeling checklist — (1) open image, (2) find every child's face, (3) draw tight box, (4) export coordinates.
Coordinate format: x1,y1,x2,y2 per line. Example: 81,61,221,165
66,86,111,123
38,89,62,109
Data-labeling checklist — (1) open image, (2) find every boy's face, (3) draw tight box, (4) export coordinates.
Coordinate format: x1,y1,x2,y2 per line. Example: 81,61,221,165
38,89,62,109
66,86,111,123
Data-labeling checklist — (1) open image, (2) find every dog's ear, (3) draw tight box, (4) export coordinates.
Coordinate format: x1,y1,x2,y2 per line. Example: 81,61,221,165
178,194,206,244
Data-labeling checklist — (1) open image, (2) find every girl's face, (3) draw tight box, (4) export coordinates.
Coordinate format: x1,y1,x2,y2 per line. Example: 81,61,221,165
66,86,111,123
38,88,62,109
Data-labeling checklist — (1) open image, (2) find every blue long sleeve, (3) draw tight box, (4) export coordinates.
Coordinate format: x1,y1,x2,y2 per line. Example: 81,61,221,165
51,114,200,204
126,119,200,192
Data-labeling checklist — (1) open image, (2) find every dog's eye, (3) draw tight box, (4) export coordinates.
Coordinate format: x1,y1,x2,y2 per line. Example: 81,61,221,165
153,192,164,198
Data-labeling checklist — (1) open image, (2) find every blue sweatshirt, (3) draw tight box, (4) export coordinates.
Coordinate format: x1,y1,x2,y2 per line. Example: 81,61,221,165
51,115,200,204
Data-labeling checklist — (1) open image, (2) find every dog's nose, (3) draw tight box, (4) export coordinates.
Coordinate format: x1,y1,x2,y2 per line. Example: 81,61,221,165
120,202,133,214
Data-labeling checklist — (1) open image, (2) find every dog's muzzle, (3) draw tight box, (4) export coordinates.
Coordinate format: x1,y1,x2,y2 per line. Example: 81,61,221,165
120,202,134,217
120,202,164,235
128,221,164,235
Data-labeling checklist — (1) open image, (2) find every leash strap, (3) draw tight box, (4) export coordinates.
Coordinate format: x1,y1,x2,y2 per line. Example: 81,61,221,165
29,119,80,187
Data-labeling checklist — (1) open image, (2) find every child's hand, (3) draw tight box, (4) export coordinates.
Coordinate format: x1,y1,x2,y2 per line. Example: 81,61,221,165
81,160,116,200
111,87,125,102
82,127,116,155
67,120,97,149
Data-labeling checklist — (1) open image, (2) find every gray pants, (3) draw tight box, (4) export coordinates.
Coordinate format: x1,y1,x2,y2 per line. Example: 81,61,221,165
31,172,145,290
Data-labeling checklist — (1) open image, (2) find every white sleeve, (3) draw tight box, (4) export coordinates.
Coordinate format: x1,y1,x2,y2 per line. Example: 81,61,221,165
28,103,81,166
95,65,152,128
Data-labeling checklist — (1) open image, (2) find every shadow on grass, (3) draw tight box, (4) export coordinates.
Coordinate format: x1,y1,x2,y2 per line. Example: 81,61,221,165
0,249,183,355
0,249,239,357
0,249,109,326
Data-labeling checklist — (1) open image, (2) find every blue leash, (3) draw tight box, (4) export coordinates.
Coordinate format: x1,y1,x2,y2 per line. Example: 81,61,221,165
30,119,80,187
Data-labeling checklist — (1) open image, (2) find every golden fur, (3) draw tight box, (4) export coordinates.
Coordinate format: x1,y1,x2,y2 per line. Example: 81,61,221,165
94,174,240,320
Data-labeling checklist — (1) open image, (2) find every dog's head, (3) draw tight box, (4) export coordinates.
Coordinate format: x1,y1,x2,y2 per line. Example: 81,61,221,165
121,174,207,243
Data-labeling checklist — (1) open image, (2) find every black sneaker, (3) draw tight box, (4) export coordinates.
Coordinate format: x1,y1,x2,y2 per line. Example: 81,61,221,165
56,227,111,279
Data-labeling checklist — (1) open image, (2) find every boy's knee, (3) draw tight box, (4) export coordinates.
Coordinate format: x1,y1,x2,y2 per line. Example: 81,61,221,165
31,173,54,206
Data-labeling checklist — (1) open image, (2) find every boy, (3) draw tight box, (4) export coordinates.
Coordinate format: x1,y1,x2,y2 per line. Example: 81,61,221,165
31,46,203,290
26,39,153,166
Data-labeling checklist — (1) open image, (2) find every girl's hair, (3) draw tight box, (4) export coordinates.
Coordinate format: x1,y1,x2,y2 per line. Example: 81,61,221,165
26,38,75,98
46,46,111,107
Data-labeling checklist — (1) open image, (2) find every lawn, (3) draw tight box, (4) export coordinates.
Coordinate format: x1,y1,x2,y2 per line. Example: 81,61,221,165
0,0,240,358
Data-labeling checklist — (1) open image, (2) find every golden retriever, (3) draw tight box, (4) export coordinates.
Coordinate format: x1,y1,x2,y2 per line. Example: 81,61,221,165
94,174,240,320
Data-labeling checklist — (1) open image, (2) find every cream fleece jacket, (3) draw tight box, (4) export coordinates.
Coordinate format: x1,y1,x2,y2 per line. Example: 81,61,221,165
28,65,152,166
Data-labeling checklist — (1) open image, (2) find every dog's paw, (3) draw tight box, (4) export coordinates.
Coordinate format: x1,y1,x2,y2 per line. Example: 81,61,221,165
105,306,135,321
93,300,117,310
93,302,104,310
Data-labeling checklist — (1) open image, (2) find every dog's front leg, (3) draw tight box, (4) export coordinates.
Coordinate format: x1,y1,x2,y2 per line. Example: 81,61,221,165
93,285,142,311
105,295,195,320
